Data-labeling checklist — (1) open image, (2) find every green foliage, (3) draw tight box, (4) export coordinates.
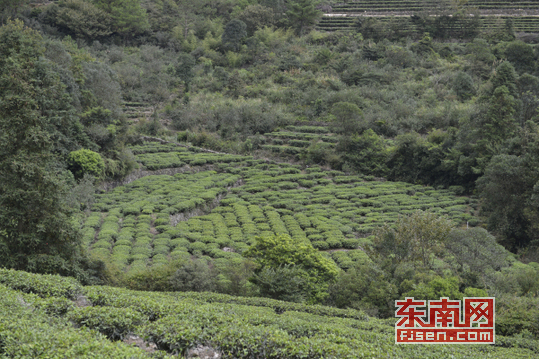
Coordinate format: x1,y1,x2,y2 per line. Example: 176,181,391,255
372,210,453,270
327,263,397,317
252,263,308,302
172,52,195,91
80,106,113,126
0,268,82,298
68,305,145,340
477,154,538,249
453,71,475,101
500,41,535,73
0,20,93,276
244,233,339,303
387,131,452,186
2,269,539,358
330,101,364,135
52,0,113,40
286,0,321,35
491,61,518,98
94,0,149,39
221,19,246,52
169,259,218,292
446,228,511,286
337,129,388,176
485,85,517,142
497,296,539,339
238,4,274,36
0,285,150,358
402,276,463,301
68,149,105,179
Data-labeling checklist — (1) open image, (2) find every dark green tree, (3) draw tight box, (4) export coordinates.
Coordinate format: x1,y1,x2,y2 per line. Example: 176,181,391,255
330,101,364,135
244,234,339,303
446,228,511,287
484,85,517,142
453,71,475,101
371,210,453,270
94,0,149,40
490,61,518,98
238,4,274,36
455,63,519,180
221,19,247,52
337,129,388,177
169,259,218,292
285,0,321,35
477,153,539,250
0,0,27,25
387,130,454,186
260,0,287,27
253,264,309,302
53,0,113,40
327,263,397,318
504,41,535,73
517,74,539,126
0,21,86,275
464,38,496,78
173,52,195,92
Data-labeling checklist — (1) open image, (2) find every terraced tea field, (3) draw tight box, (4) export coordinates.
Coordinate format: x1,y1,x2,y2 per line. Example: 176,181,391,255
330,0,539,14
319,0,539,33
1,269,538,358
84,142,478,273
260,125,338,159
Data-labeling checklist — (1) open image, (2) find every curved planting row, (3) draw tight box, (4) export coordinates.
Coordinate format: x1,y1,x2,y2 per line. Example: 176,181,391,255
84,143,478,272
1,269,538,358
318,15,539,33
261,125,338,160
331,1,539,13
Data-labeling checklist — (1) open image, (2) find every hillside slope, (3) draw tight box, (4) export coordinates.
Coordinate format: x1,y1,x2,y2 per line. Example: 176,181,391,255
1,268,538,358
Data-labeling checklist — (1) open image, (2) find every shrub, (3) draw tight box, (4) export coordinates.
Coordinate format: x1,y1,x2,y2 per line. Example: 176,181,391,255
68,306,146,340
67,149,105,179
169,259,218,292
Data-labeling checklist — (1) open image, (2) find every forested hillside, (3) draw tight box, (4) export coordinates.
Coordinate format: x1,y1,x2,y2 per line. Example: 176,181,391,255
1,0,539,357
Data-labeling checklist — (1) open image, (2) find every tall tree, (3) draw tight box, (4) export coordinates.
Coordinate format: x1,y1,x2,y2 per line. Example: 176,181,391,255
0,0,27,25
371,210,453,270
490,61,518,98
330,101,364,135
53,0,113,40
173,52,195,92
0,21,84,275
238,4,274,36
244,233,339,303
94,0,149,40
477,155,533,250
221,19,246,52
286,0,321,35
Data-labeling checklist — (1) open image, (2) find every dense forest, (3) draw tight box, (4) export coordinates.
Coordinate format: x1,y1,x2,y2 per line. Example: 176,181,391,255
1,0,539,357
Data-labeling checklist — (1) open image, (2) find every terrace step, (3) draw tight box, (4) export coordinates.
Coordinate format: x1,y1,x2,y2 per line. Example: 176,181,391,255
318,14,539,33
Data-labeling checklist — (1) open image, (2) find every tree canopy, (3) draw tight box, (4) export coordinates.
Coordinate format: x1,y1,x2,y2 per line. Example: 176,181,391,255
0,21,85,275
244,233,339,303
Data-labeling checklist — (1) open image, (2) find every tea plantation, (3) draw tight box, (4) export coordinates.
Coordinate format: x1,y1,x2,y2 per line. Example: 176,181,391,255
1,268,538,358
84,142,476,274
320,0,539,33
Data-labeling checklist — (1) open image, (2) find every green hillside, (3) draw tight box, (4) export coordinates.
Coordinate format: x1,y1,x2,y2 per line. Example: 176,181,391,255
86,142,475,274
1,268,539,358
3,0,539,356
